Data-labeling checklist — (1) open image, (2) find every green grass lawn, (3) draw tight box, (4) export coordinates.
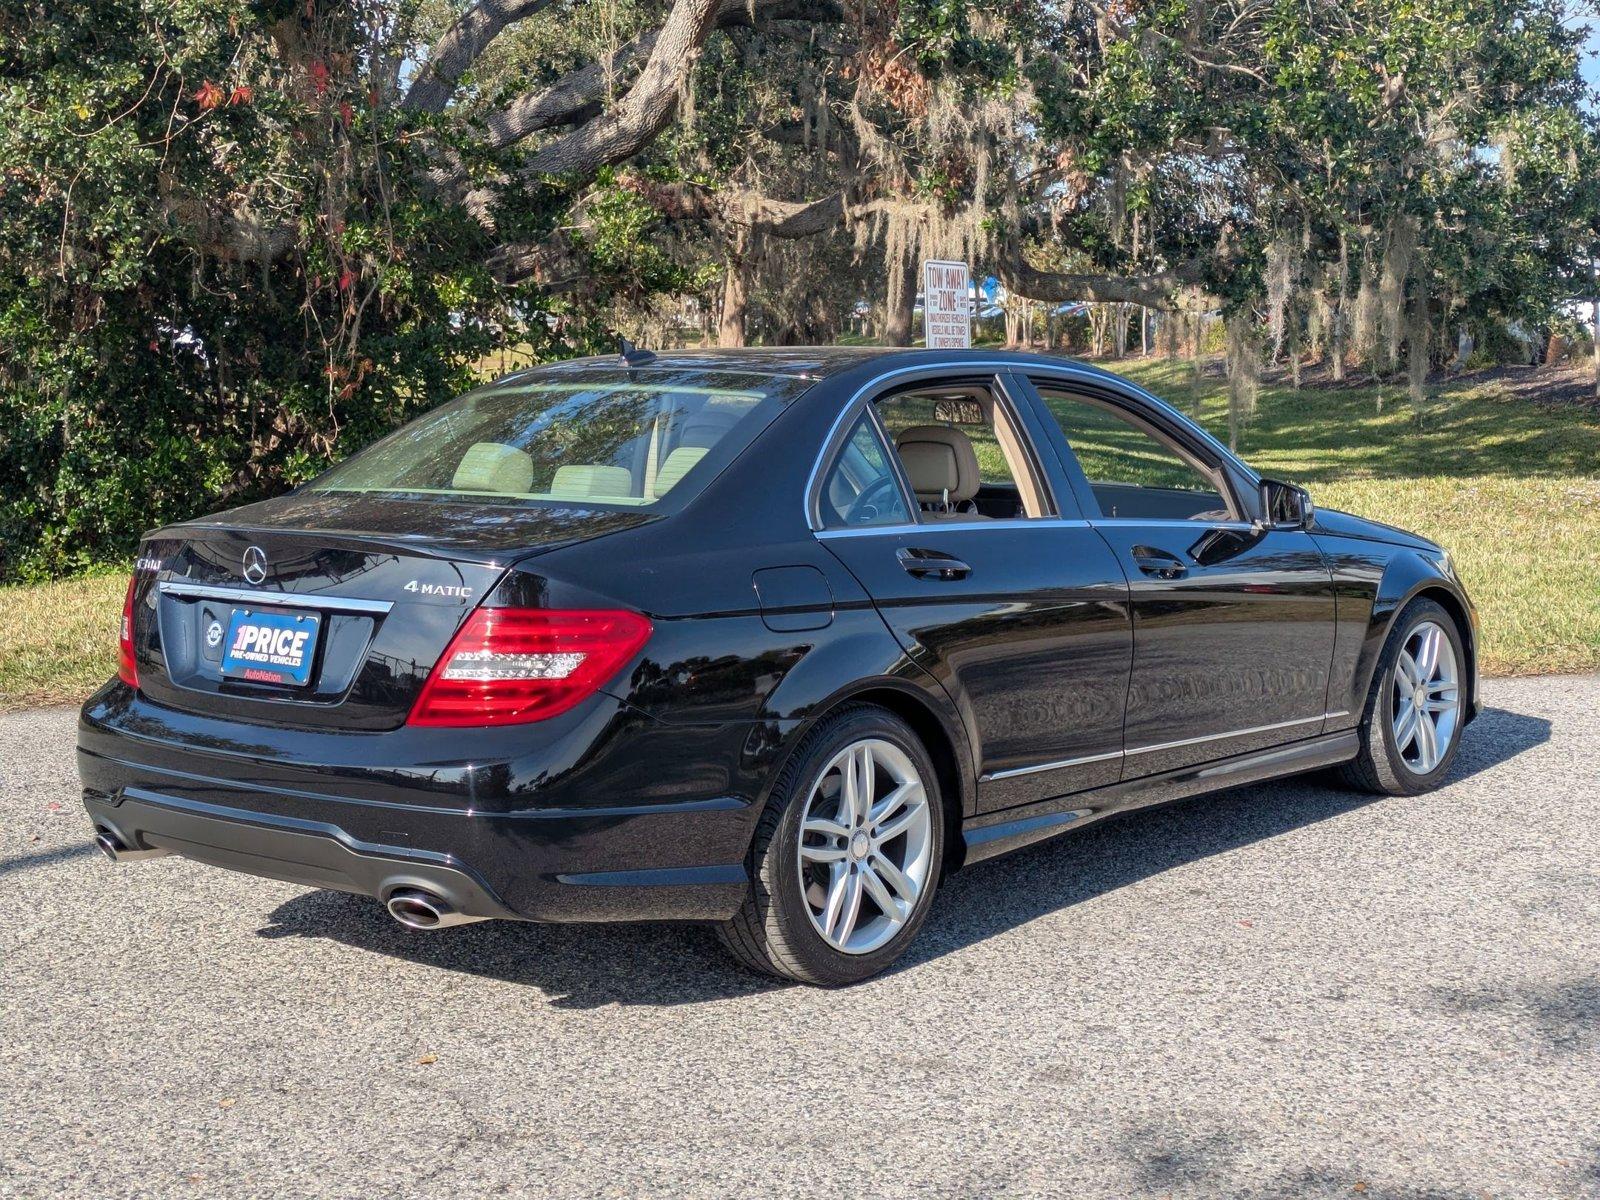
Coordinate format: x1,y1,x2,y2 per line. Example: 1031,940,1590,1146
0,573,127,711
1,357,1595,711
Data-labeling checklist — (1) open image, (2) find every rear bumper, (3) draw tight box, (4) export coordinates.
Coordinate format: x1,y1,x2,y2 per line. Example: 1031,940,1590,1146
78,688,760,924
84,786,521,922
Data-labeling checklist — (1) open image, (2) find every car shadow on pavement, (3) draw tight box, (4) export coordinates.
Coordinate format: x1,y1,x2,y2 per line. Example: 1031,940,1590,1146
255,705,1550,1008
0,840,99,880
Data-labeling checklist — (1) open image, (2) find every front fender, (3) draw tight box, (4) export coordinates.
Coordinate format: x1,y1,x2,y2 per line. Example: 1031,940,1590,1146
1344,547,1480,724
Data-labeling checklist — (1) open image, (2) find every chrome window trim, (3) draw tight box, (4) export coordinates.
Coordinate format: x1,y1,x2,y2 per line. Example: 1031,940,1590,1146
1089,517,1259,532
979,712,1343,782
158,580,395,615
804,359,1194,532
815,517,1093,539
815,515,1259,539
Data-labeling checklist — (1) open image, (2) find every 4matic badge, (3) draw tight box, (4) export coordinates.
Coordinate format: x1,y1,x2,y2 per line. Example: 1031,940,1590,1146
403,581,473,599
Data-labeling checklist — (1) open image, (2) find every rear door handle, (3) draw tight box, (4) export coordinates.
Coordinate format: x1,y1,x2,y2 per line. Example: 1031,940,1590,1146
896,547,971,580
1132,545,1188,580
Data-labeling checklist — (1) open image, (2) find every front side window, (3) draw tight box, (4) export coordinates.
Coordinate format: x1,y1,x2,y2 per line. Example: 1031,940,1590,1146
310,368,807,509
1033,386,1234,521
819,413,911,529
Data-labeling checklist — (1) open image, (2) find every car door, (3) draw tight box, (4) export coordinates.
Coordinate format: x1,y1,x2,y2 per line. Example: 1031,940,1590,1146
1018,372,1339,778
812,370,1131,812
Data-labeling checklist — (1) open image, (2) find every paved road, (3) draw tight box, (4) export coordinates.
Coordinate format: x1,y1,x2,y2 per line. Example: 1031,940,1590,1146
2,678,1597,1199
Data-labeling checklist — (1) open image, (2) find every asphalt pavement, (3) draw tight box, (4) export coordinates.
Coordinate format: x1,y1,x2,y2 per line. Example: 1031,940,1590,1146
1,677,1596,1199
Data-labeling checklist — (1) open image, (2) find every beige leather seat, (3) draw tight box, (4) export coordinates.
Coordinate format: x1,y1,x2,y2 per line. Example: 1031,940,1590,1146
895,425,987,518
651,446,707,498
452,442,534,494
549,464,634,500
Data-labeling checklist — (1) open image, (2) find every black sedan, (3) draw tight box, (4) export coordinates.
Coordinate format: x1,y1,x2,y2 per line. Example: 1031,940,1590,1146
80,348,1479,985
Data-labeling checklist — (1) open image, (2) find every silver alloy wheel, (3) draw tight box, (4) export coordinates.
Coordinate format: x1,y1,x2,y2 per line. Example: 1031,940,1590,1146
796,737,934,955
1390,619,1461,775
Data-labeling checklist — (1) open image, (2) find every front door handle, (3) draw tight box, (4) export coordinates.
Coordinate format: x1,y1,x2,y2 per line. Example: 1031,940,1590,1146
897,547,971,580
1132,545,1188,580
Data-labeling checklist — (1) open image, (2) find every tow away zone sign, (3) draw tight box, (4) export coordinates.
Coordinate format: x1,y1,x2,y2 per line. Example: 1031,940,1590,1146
922,259,972,349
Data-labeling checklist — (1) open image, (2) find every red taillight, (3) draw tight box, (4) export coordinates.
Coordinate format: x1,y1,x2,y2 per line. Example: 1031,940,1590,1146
117,575,139,689
408,608,651,727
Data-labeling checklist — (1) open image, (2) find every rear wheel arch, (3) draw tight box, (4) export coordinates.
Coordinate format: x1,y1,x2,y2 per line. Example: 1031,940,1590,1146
763,680,973,874
845,685,970,873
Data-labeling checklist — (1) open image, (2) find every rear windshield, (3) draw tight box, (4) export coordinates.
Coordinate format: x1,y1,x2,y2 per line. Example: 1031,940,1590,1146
308,367,810,508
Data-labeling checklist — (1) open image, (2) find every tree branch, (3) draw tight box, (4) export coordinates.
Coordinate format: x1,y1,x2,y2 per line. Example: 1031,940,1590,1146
404,0,558,114
484,35,651,148
485,0,845,150
515,0,723,179
647,182,879,238
999,251,1218,312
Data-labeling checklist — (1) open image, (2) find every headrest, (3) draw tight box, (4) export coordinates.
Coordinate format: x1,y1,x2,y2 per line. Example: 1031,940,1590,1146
652,446,708,498
452,442,534,495
895,425,981,503
549,463,634,500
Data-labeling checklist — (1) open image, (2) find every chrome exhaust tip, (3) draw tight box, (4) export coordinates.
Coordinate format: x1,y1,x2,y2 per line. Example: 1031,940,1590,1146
385,888,485,930
93,829,171,863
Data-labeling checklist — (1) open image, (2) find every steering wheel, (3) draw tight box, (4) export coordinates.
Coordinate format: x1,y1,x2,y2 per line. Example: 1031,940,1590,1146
844,475,900,525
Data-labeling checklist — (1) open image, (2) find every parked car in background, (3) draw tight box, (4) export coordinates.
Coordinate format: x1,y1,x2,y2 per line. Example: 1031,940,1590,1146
81,348,1479,984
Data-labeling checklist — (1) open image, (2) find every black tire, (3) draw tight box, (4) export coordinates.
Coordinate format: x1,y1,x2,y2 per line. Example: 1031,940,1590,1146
1337,597,1467,796
716,704,945,986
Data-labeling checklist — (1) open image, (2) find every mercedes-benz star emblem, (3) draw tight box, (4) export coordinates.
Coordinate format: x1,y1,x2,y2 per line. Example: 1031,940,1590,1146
242,545,268,585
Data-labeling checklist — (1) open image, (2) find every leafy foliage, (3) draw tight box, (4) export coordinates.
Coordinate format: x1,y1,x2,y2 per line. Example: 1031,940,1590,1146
0,0,678,579
2,0,1596,581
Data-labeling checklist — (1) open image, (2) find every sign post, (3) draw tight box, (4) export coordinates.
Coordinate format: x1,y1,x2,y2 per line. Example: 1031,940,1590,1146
922,259,972,349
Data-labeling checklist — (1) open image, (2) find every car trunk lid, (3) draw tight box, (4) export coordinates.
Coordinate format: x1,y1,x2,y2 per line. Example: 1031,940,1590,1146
129,499,655,730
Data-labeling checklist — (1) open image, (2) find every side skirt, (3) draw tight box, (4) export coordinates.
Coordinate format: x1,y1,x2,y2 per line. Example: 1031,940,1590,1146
960,731,1361,866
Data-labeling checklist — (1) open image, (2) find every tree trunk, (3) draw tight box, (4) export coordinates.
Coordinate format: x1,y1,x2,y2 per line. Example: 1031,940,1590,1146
1331,232,1349,382
1406,295,1429,416
717,234,749,348
1592,256,1599,400
1290,308,1302,390
884,244,917,346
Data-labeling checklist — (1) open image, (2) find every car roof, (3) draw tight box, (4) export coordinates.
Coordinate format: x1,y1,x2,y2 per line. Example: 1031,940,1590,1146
515,346,1141,386
491,346,1251,479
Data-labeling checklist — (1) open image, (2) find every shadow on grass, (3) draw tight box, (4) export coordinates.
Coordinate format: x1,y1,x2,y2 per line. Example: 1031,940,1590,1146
255,705,1549,1008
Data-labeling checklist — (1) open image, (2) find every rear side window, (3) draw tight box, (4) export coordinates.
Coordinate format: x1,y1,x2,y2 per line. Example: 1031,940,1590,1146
819,414,911,529
309,368,806,509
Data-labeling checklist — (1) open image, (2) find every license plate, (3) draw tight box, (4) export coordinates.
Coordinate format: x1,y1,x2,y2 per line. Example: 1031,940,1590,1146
221,608,321,687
